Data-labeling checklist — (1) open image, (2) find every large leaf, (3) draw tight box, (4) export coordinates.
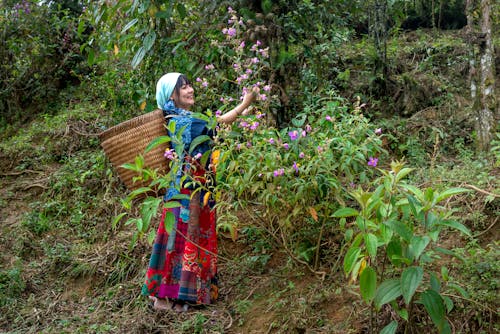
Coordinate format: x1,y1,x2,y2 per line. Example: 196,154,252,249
143,31,156,52
408,235,430,261
131,46,146,69
434,187,471,204
140,197,162,233
380,321,398,334
420,289,448,333
383,220,413,242
333,207,359,218
374,279,402,310
145,136,171,153
438,220,471,236
401,266,423,305
359,265,377,303
189,135,211,153
395,167,414,183
164,211,176,233
364,233,378,259
121,18,138,34
343,246,361,275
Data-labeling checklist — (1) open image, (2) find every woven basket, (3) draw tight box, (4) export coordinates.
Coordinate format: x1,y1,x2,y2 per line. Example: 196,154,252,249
99,109,169,192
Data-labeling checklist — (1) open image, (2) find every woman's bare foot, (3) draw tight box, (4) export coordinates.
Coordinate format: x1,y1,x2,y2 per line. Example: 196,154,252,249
173,302,189,313
148,296,172,311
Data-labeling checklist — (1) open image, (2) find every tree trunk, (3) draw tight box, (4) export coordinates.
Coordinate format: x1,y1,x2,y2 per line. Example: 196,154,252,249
466,0,497,151
369,0,388,95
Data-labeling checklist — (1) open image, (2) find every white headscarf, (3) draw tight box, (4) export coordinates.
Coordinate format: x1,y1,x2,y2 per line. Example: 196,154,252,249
156,72,181,109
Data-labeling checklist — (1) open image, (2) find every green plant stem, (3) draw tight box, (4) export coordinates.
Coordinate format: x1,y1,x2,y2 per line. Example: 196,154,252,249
314,219,326,270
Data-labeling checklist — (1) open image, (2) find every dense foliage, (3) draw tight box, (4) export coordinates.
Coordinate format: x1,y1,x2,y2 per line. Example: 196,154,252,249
0,0,498,333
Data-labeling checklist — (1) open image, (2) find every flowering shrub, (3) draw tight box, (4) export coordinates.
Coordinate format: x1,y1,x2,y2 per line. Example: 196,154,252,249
191,6,273,116
213,95,386,268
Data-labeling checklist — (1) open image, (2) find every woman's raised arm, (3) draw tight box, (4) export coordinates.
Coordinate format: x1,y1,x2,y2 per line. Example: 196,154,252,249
216,86,260,124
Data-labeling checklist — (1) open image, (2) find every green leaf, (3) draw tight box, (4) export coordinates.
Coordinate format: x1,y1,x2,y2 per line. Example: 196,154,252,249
131,46,146,69
155,10,171,19
383,220,413,242
77,19,85,36
164,211,175,233
386,240,403,265
176,3,187,19
447,283,469,298
401,266,424,305
143,31,156,52
395,167,414,183
343,246,361,275
147,229,156,245
136,218,143,231
443,295,454,313
380,321,398,334
164,201,182,209
121,18,139,34
374,279,402,310
333,207,359,218
438,220,471,236
87,48,95,66
359,266,377,303
430,272,441,292
434,247,466,262
408,236,430,261
401,184,424,202
112,212,127,229
292,114,307,127
140,197,162,233
145,136,171,153
189,135,211,153
127,187,152,199
420,289,447,332
364,233,378,259
434,187,471,204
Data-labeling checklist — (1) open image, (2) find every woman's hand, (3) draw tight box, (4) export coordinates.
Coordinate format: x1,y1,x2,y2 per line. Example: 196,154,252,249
242,86,260,106
217,86,261,124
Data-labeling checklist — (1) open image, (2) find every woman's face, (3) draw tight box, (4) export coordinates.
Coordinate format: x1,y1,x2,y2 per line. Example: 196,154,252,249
173,82,195,110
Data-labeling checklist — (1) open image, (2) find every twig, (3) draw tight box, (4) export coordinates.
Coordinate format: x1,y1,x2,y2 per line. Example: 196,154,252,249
473,216,498,237
0,169,44,176
279,229,326,280
23,183,49,190
460,183,500,198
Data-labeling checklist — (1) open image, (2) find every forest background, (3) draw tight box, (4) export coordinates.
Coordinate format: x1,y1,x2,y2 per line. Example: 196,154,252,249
0,0,499,333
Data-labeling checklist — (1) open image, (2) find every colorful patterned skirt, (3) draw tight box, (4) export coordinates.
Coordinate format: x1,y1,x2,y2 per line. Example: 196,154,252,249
141,188,218,304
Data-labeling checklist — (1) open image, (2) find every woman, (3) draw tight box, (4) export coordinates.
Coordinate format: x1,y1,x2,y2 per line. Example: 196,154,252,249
142,72,258,312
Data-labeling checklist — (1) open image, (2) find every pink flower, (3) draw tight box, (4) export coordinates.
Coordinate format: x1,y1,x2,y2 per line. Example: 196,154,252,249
326,115,332,121
204,64,215,70
299,152,305,159
289,130,299,141
263,85,271,92
273,168,285,177
375,128,382,134
194,153,202,160
368,157,378,167
283,143,289,150
269,138,275,144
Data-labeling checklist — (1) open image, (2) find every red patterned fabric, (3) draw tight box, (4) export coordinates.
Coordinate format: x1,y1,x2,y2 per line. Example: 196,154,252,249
142,168,218,304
